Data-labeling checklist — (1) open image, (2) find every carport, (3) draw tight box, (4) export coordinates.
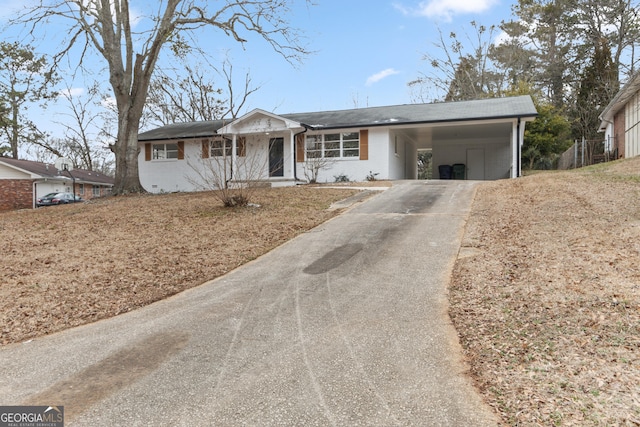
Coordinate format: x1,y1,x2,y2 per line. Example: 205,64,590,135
387,98,537,180
137,96,538,189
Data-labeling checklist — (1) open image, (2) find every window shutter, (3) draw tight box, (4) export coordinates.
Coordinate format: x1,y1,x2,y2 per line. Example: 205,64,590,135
359,130,369,160
145,143,151,161
238,137,246,157
202,139,209,158
178,141,185,160
296,134,305,162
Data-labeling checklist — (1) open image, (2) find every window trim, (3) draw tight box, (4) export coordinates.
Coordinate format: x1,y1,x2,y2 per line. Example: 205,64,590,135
151,142,178,161
304,131,360,159
210,137,233,158
146,141,184,161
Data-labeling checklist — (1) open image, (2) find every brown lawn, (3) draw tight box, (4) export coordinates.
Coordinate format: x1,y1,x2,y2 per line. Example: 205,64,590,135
1,158,639,425
0,186,363,345
451,157,640,426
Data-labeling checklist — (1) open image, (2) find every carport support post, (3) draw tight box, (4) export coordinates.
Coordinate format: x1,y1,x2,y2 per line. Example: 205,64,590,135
231,134,237,183
289,129,296,180
512,119,521,178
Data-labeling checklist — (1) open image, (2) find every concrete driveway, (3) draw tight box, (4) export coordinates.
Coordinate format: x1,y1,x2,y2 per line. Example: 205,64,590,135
0,180,498,426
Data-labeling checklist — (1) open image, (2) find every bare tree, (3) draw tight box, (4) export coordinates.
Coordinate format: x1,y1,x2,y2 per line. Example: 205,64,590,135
23,81,115,173
301,139,335,183
145,65,226,126
12,1,311,194
145,56,262,127
0,41,58,159
186,135,267,207
410,22,503,102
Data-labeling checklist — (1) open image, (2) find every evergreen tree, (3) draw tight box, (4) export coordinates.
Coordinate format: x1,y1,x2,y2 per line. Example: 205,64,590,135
572,40,618,140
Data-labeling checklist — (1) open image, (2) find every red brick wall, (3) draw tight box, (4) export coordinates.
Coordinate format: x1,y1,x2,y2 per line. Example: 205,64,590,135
0,179,33,211
73,183,112,200
614,110,625,159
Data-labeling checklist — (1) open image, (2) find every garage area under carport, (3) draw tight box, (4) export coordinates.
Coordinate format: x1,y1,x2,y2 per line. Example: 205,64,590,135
391,119,526,180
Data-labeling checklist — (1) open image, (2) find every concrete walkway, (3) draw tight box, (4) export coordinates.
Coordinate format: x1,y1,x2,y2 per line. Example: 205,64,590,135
0,180,498,426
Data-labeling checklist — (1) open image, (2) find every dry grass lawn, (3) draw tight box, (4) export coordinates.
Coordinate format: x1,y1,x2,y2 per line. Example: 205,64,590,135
451,157,640,426
0,186,361,345
1,159,639,425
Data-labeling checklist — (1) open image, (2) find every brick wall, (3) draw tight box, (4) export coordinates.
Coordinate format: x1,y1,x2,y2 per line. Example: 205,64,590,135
73,183,112,200
614,110,625,159
0,179,33,211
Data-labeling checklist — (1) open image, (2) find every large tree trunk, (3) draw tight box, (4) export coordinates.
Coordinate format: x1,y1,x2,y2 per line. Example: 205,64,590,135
112,110,144,194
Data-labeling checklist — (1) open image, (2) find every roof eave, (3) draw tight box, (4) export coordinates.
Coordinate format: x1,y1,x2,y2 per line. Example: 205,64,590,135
305,113,539,131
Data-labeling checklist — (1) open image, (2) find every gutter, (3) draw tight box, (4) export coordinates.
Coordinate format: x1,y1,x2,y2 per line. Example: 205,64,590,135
517,118,522,178
293,126,310,182
297,114,539,132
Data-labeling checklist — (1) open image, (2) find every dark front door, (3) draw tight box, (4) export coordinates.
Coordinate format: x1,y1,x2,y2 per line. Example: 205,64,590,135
269,138,284,177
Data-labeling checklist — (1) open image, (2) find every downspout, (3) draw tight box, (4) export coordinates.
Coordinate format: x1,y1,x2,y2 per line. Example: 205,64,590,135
293,126,309,182
517,118,522,178
32,180,37,209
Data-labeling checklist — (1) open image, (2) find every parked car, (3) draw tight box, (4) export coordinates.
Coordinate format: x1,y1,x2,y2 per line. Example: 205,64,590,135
36,192,61,207
37,192,82,207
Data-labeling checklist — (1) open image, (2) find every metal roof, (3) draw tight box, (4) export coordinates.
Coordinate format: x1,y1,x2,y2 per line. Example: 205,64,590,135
138,96,537,141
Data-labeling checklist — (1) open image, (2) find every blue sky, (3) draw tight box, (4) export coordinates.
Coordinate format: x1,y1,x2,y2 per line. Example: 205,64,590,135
0,0,515,145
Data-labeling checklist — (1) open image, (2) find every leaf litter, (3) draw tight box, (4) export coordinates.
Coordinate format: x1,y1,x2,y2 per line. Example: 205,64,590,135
450,157,640,426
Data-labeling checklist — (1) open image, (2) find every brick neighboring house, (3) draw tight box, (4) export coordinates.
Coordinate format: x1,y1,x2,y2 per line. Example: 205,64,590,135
599,70,640,159
0,157,114,211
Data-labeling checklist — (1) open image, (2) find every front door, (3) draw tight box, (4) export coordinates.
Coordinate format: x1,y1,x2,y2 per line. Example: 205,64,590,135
269,138,284,177
466,148,485,180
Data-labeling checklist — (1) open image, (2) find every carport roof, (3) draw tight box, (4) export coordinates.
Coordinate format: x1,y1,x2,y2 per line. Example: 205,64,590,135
138,95,537,141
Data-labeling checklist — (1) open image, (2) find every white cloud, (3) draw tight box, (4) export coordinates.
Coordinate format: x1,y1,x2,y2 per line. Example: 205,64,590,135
394,0,500,21
58,87,85,98
101,96,117,110
494,29,510,46
366,68,401,86
129,7,144,28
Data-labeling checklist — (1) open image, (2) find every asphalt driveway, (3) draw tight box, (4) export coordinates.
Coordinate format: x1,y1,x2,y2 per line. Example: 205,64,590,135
0,180,498,426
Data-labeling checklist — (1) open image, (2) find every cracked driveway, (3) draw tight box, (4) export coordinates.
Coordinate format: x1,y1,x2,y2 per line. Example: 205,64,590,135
0,180,498,426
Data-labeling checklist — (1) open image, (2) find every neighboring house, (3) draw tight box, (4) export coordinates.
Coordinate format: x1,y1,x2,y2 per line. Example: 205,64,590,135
137,96,538,193
599,70,640,159
0,157,114,211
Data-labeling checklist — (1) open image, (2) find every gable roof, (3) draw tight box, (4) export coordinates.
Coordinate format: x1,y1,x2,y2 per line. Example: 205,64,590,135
217,108,306,135
599,70,640,127
0,157,114,185
138,96,538,141
284,95,537,129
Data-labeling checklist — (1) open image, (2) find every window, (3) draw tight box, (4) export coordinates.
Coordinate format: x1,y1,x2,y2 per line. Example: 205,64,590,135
305,135,323,158
210,138,233,157
305,132,360,159
92,185,101,196
78,184,84,195
153,143,178,160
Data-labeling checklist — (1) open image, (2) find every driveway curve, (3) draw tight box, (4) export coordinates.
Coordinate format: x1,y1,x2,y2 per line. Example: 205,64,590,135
0,180,498,426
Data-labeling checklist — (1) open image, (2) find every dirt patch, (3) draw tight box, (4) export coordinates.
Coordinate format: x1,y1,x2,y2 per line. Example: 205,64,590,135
0,186,361,345
450,157,640,426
